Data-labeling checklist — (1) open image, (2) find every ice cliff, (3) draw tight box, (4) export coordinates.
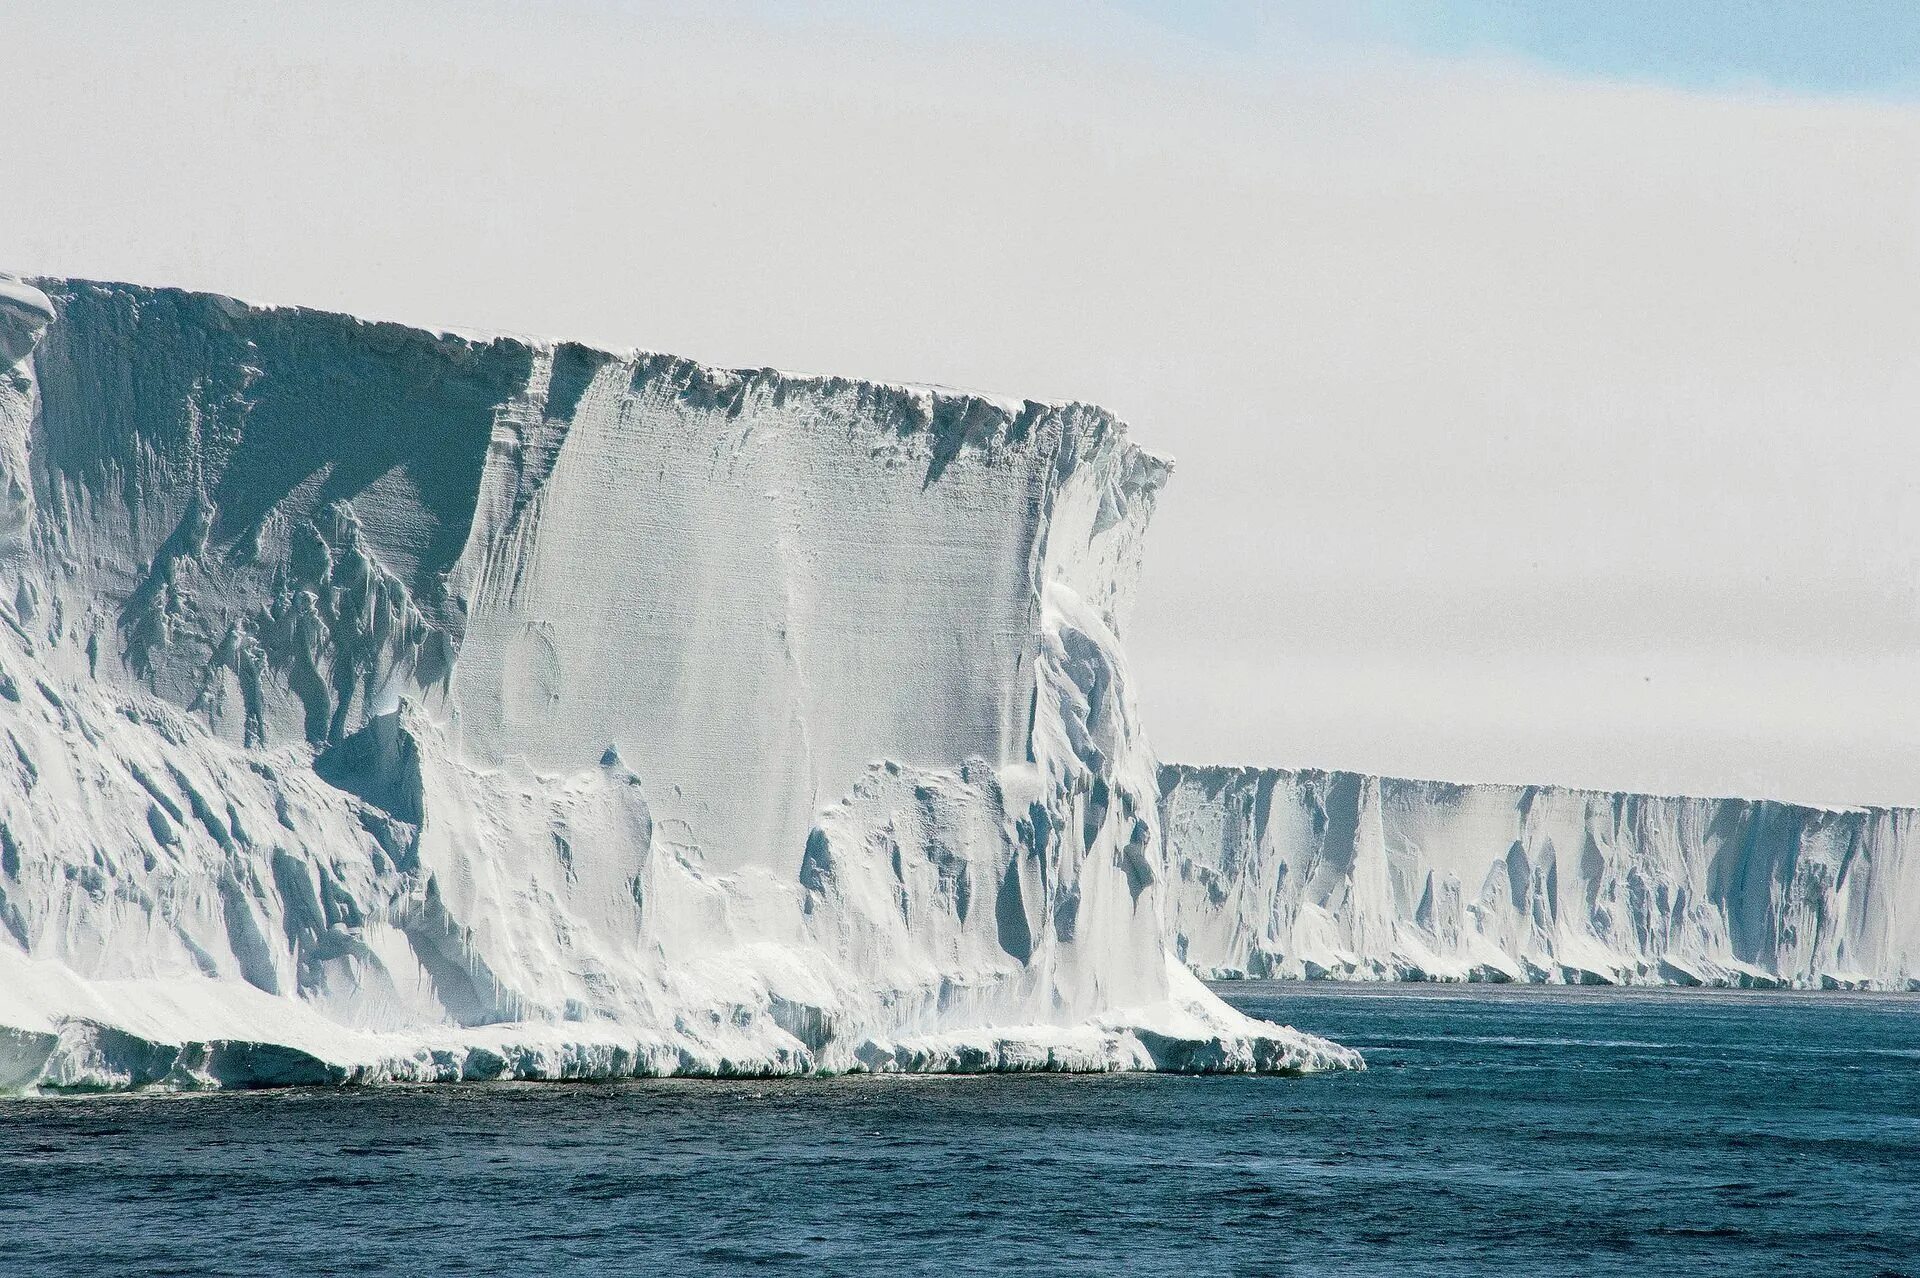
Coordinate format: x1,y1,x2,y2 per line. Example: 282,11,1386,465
1160,764,1920,989
0,276,1357,1091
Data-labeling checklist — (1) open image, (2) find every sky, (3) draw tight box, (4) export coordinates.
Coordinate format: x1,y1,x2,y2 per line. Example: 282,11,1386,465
5,1,1918,805
1116,0,1920,95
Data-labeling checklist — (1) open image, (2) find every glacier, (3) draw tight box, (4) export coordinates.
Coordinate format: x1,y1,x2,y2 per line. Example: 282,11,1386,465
0,275,1358,1091
1160,764,1920,989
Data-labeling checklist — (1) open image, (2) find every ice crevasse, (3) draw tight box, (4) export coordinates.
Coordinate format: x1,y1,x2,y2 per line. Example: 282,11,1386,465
0,276,1358,1091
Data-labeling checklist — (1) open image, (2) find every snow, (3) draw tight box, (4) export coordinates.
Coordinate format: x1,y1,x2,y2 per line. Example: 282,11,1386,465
0,278,53,367
1159,764,1920,989
0,276,1357,1092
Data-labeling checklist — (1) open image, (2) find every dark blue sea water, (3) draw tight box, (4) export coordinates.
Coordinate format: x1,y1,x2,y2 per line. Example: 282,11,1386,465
3,984,1916,1276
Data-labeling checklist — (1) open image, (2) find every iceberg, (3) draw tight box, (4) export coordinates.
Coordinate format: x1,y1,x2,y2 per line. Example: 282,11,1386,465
1159,763,1920,989
0,276,1357,1091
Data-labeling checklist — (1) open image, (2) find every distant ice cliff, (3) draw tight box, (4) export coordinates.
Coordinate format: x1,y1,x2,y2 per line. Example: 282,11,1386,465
0,277,1358,1091
1160,764,1920,989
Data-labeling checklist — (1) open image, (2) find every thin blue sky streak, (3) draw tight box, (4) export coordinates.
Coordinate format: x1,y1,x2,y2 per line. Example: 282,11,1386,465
1114,0,1920,96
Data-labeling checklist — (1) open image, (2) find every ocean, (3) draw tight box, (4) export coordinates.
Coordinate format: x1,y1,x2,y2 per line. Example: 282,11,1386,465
3,983,1915,1276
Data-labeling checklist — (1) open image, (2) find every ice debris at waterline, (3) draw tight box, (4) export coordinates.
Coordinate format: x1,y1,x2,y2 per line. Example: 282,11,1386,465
1160,765,1920,990
0,276,1358,1092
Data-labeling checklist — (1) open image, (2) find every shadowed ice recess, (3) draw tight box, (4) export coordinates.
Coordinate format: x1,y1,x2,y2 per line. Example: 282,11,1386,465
0,275,1357,1091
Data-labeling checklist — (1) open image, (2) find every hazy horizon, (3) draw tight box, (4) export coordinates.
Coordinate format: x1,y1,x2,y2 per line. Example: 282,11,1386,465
8,0,1917,806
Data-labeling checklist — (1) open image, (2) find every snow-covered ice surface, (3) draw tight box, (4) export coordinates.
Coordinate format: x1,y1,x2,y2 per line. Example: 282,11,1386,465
0,276,1356,1092
1160,764,1920,989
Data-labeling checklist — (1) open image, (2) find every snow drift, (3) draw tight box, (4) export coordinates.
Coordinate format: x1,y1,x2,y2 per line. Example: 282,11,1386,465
0,276,1356,1091
1160,764,1920,989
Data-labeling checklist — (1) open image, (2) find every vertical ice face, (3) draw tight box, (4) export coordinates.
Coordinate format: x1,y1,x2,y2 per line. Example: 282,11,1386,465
1159,764,1920,989
445,356,1067,874
0,278,54,556
0,278,1355,1090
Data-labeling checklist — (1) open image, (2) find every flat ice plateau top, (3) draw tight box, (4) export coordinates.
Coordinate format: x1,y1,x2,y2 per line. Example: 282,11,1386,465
0,276,1358,1091
1161,765,1920,990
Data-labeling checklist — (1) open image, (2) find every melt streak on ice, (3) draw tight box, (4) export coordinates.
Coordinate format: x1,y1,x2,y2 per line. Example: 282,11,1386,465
1160,765,1920,989
0,277,1358,1091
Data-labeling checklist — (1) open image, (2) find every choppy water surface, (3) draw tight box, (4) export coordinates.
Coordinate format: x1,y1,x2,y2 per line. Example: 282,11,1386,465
3,984,1916,1276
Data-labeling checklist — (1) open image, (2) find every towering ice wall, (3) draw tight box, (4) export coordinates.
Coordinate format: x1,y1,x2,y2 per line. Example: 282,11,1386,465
1160,764,1920,989
0,277,1356,1090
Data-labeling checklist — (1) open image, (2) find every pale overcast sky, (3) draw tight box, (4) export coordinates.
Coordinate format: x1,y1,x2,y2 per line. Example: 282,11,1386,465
6,1,1918,805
